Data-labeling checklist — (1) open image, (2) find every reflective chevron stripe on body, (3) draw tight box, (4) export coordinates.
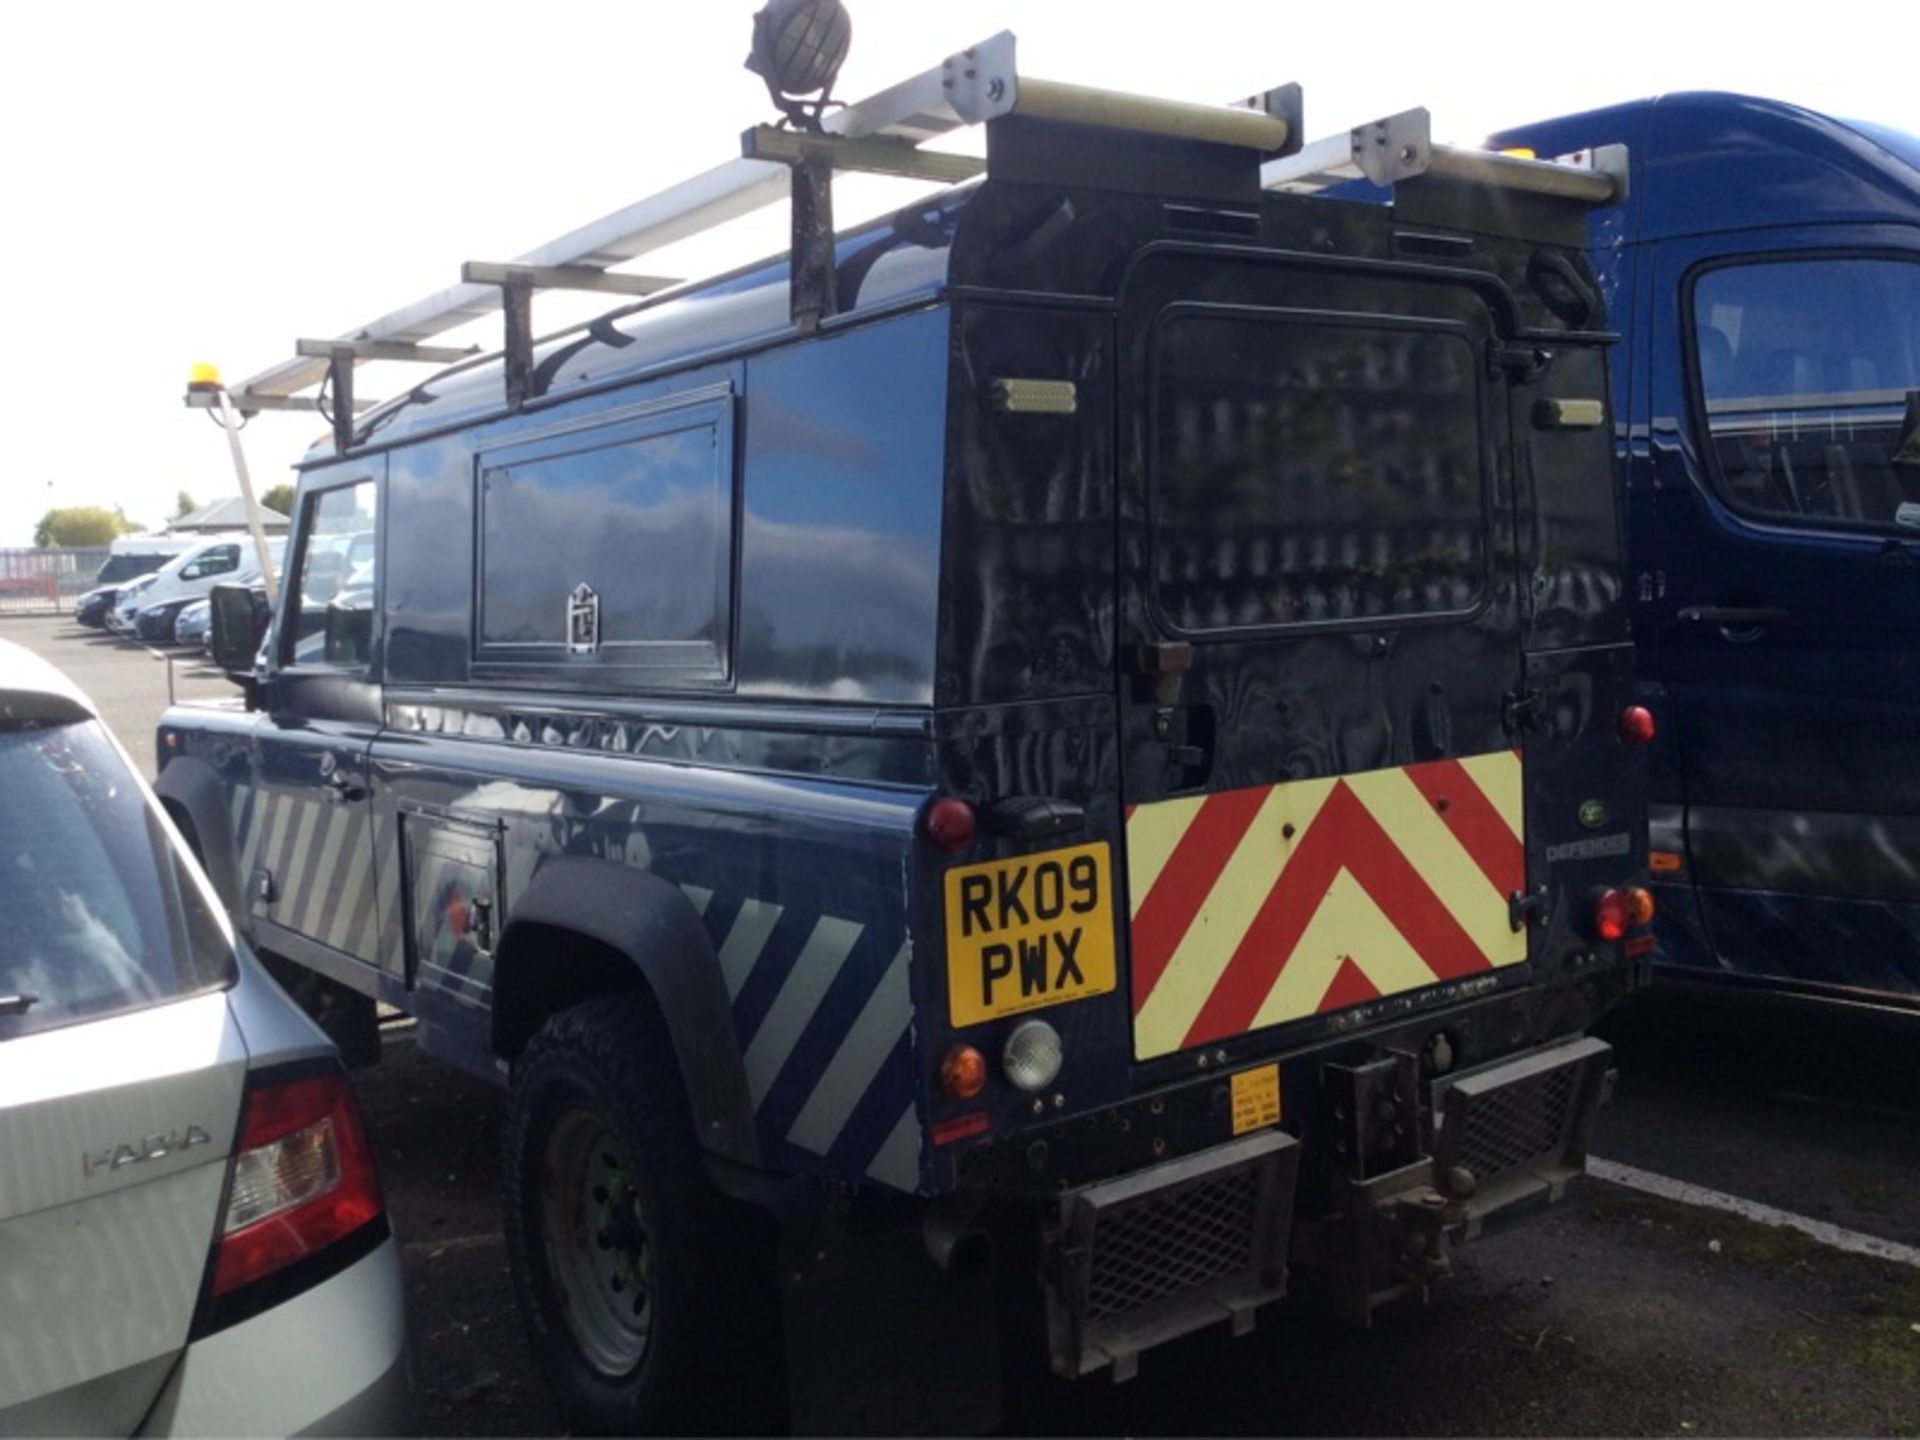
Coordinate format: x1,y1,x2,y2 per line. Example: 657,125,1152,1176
688,888,920,1193
1127,751,1528,1060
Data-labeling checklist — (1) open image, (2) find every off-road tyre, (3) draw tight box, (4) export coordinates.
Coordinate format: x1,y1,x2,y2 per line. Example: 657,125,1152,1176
502,990,780,1436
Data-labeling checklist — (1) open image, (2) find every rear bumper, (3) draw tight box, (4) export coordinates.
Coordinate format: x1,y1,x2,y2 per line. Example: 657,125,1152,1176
137,1236,412,1437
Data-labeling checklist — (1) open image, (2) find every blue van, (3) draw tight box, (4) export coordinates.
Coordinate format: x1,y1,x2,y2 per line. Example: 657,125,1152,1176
1490,94,1920,1012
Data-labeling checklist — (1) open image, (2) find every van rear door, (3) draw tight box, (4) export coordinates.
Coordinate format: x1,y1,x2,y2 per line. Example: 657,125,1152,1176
1116,250,1529,1063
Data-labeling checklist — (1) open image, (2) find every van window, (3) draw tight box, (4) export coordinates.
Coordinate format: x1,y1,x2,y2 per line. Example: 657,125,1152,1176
1149,310,1488,634
285,480,379,668
476,393,734,683
180,545,240,581
1692,257,1920,530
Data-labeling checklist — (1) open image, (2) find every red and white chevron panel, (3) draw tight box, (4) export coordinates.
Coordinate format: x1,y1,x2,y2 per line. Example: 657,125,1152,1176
1126,752,1527,1060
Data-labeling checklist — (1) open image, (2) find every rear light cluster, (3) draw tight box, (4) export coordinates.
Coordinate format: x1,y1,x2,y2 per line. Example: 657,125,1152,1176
1618,705,1657,745
197,1065,386,1332
1591,884,1657,943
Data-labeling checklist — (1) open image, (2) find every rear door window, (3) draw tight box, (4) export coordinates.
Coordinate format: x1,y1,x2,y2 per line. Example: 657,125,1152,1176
1150,308,1490,635
0,721,234,1040
1691,256,1920,531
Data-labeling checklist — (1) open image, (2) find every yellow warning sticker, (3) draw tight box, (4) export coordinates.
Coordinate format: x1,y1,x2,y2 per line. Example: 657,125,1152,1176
1230,1064,1282,1135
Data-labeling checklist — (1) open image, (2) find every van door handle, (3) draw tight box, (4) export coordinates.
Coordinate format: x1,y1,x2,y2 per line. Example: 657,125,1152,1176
1676,605,1791,629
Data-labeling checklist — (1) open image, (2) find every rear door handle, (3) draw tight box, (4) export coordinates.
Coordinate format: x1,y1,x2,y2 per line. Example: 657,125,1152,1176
1676,605,1791,629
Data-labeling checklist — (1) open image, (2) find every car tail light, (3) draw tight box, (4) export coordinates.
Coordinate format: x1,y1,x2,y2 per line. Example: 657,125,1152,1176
196,1063,386,1332
1591,888,1629,943
1623,885,1656,928
1618,706,1656,745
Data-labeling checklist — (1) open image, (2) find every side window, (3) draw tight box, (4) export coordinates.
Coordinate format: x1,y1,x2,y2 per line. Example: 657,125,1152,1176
1692,257,1920,530
1150,309,1488,634
182,546,238,580
475,391,735,685
284,481,379,669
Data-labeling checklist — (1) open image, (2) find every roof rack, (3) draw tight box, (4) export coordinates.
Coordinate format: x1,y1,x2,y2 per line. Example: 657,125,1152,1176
183,35,1624,463
1262,107,1628,204
185,32,1302,454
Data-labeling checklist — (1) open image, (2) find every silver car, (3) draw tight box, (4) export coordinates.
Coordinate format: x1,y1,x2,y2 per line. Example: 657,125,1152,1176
0,641,411,1435
173,599,213,651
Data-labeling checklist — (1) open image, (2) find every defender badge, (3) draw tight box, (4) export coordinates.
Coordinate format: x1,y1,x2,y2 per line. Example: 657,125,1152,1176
568,584,601,655
1578,800,1611,830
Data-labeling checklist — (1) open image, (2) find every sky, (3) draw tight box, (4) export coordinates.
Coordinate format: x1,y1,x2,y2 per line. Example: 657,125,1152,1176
0,0,1911,548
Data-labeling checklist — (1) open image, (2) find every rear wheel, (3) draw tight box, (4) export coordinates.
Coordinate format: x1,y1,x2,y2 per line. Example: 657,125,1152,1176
502,991,780,1435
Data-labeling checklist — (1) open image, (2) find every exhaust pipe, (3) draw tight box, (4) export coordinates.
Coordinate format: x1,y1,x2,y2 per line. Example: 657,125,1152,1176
923,1201,994,1281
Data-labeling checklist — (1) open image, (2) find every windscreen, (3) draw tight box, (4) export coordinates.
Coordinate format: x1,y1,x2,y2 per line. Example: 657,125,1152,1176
0,720,234,1040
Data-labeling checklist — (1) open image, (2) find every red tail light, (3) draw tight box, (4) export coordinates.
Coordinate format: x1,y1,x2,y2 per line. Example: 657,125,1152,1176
1591,888,1630,943
1618,706,1656,745
211,1067,384,1299
924,796,977,853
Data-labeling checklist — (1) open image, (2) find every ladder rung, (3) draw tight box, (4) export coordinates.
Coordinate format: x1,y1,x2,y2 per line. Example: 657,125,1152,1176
294,338,480,364
460,262,682,296
743,126,985,185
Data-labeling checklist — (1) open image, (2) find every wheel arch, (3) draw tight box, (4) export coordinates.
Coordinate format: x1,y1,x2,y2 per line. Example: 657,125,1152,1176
154,755,245,917
493,857,759,1166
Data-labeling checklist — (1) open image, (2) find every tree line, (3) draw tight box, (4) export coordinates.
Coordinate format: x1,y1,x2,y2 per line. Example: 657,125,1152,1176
32,485,296,547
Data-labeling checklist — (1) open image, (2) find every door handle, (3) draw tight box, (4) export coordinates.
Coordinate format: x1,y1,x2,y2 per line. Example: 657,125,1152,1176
323,770,366,804
1676,605,1791,630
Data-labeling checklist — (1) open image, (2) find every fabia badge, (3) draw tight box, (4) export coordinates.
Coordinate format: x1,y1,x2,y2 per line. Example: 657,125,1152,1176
568,583,601,655
1578,799,1611,830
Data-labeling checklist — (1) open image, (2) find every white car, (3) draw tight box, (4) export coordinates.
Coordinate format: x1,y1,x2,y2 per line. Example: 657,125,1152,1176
0,641,412,1434
110,539,285,638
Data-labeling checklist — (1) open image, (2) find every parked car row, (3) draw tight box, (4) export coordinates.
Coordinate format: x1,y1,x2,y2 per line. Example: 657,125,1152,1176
73,535,280,654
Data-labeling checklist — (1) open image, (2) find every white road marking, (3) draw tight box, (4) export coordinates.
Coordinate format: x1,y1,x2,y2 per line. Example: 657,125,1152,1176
1588,1155,1920,1271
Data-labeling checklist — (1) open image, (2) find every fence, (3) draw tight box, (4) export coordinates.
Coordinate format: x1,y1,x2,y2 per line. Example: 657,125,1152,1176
0,547,111,616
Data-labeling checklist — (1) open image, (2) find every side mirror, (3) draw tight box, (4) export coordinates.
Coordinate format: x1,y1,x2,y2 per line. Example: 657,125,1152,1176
209,583,272,689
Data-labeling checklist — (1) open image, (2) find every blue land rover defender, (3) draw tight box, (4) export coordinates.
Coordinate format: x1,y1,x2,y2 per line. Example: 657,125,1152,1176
159,22,1652,1435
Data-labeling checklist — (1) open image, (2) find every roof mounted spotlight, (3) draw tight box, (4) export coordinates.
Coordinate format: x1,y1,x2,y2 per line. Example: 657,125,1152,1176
746,0,852,133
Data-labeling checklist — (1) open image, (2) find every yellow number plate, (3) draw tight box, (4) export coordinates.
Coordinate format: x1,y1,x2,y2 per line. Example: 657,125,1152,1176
945,842,1117,1027
1230,1065,1282,1135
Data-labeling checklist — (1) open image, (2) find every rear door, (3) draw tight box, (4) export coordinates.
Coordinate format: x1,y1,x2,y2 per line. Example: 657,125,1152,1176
1117,250,1529,1063
0,718,244,1431
1647,233,1920,998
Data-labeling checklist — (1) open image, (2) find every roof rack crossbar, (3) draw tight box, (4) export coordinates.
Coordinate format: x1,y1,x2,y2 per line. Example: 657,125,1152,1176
1261,108,1626,205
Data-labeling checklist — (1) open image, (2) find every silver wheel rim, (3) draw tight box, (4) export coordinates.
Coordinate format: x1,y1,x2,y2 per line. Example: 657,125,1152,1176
541,1107,653,1376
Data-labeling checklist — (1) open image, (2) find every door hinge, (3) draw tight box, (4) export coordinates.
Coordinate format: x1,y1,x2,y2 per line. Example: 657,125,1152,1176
1503,687,1548,737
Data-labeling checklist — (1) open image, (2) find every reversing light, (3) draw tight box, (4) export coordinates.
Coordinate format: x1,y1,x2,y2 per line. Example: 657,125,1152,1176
1591,888,1629,943
940,1044,988,1100
924,796,976,853
1624,885,1656,928
1618,706,1657,745
1002,1019,1065,1094
211,1068,383,1298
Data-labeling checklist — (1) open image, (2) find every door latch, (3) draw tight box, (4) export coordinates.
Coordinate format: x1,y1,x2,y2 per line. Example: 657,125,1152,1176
1502,687,1548,737
1509,886,1548,932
